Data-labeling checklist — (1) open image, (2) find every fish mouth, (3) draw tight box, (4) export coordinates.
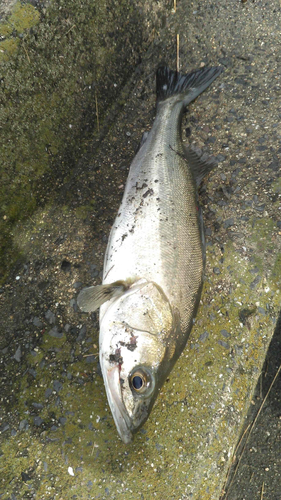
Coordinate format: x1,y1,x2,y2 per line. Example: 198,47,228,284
105,365,133,444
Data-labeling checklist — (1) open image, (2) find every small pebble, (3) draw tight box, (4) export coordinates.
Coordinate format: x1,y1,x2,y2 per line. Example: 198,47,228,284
45,310,56,325
254,205,265,212
68,466,75,476
0,422,10,433
199,331,209,342
86,355,96,363
221,329,231,338
13,346,22,362
33,317,43,328
224,218,234,229
44,388,52,399
76,325,87,342
250,275,261,289
28,368,37,378
32,402,43,409
19,420,29,431
33,416,44,426
73,281,83,289
48,326,63,339
53,380,63,392
218,340,230,349
70,298,79,312
216,154,226,162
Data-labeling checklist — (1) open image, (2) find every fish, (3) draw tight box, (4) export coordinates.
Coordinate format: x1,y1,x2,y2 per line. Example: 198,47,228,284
77,65,223,443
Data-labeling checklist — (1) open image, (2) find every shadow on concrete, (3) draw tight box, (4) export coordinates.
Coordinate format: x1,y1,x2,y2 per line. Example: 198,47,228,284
223,309,281,499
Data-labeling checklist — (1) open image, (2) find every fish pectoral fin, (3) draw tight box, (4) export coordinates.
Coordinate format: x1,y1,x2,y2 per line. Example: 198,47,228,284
183,144,218,186
77,280,130,312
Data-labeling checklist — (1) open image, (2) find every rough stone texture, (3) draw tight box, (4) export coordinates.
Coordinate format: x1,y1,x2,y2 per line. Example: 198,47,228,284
0,0,17,19
0,0,281,499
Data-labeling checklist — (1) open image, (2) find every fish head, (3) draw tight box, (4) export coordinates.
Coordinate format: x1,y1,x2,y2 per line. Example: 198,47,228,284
99,280,178,443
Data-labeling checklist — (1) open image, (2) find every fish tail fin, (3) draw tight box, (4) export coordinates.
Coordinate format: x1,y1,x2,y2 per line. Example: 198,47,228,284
156,66,223,106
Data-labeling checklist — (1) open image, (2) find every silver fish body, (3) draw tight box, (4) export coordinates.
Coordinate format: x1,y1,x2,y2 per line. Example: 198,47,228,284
78,66,223,443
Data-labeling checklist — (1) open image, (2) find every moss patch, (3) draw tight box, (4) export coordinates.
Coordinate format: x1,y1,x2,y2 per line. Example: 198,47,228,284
0,3,40,59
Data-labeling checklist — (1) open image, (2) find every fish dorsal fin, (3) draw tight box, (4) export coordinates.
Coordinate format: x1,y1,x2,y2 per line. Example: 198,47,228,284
77,280,131,313
184,144,218,186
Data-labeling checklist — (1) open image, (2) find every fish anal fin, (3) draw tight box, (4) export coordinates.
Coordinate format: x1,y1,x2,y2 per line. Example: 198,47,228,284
184,143,218,186
135,131,149,154
77,280,131,313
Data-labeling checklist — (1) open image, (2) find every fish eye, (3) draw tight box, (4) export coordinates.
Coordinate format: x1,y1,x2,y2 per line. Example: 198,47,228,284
130,368,151,394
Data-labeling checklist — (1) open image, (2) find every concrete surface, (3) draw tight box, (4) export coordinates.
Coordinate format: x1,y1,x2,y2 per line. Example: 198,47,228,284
0,1,280,499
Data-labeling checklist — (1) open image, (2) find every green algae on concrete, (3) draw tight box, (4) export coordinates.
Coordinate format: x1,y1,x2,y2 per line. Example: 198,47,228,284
1,236,279,499
0,3,40,60
1,3,40,34
271,253,281,287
